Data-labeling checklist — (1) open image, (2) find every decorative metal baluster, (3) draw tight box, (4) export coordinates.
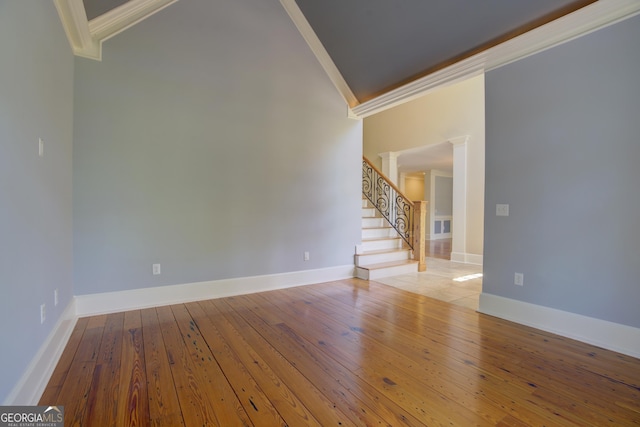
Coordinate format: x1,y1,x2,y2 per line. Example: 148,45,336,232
362,157,415,250
362,160,373,201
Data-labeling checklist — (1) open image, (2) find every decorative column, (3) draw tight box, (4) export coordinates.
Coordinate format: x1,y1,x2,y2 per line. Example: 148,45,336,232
413,200,427,272
449,136,469,263
378,152,399,186
399,172,407,194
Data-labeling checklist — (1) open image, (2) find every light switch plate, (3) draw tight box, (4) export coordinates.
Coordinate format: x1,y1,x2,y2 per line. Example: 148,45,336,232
496,204,509,216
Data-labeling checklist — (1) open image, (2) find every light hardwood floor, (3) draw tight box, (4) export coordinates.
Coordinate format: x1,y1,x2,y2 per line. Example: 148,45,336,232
40,279,640,426
425,238,452,260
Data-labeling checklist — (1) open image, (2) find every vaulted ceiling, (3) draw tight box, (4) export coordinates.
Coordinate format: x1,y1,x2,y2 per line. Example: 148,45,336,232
294,0,595,102
58,0,640,117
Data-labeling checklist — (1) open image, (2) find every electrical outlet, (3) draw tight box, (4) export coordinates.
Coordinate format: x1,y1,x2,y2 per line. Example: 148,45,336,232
303,251,310,261
514,273,524,286
54,289,59,306
40,304,46,324
152,264,161,275
38,138,44,157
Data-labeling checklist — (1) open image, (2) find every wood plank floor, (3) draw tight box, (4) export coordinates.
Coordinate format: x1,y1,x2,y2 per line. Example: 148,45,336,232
40,279,640,426
425,238,451,260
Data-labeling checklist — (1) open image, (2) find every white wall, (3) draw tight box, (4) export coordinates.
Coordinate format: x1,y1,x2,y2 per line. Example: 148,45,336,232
72,0,362,295
0,1,74,402
364,75,484,256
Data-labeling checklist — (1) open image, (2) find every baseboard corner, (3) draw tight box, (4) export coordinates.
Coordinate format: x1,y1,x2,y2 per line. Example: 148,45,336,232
3,299,77,405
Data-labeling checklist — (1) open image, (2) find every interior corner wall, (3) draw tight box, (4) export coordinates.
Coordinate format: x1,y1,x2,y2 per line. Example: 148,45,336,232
72,0,362,296
484,14,640,328
363,75,485,256
0,2,74,402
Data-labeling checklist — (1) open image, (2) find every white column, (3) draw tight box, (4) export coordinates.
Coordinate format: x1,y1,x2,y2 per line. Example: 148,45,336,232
378,152,399,186
449,136,469,263
399,172,407,194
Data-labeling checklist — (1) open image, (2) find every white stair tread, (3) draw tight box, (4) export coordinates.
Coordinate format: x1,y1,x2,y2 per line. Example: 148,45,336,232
357,260,418,271
359,248,409,255
362,236,402,242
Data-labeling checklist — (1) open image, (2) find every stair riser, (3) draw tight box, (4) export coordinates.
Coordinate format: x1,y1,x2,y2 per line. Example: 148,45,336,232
360,239,403,252
362,217,386,228
362,207,377,218
356,262,418,280
362,228,395,239
356,250,410,266
362,199,371,208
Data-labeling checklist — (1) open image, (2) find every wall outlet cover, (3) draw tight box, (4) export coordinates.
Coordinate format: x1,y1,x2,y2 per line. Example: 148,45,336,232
515,272,524,286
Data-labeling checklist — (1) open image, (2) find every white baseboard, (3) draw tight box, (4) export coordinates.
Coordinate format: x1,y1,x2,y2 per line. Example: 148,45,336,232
76,264,356,317
450,252,483,265
478,293,640,359
430,233,452,240
6,265,355,404
3,299,77,405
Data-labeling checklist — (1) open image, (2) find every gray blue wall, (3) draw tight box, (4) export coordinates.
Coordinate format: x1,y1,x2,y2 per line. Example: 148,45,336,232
0,1,74,402
72,0,362,295
484,14,640,328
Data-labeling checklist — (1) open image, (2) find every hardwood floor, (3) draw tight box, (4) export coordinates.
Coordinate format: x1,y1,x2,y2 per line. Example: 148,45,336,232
40,279,640,426
426,238,451,260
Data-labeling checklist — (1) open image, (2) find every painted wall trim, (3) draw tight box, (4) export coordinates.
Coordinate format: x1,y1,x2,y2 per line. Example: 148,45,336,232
478,293,640,359
279,0,359,112
88,0,179,43
450,252,483,266
351,0,640,118
54,0,179,61
53,0,100,60
6,265,354,403
449,137,468,264
76,264,356,317
3,299,78,405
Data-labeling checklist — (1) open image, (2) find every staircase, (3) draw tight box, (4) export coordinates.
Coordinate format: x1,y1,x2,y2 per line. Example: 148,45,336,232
355,198,419,280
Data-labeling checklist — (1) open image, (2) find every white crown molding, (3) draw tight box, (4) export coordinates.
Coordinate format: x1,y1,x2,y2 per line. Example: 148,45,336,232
479,293,640,359
54,0,179,61
88,0,178,43
279,0,359,114
53,0,101,60
351,0,640,118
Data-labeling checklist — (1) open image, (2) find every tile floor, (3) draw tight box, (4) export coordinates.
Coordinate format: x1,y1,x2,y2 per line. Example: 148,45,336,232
374,256,483,310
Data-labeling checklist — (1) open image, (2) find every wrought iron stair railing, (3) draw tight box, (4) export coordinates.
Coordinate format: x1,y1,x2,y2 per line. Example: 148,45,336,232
362,157,414,249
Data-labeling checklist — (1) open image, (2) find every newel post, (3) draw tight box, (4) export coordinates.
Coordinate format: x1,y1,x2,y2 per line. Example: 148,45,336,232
413,201,427,272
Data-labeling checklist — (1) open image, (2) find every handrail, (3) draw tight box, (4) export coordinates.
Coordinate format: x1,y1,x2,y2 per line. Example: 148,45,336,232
362,156,414,249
